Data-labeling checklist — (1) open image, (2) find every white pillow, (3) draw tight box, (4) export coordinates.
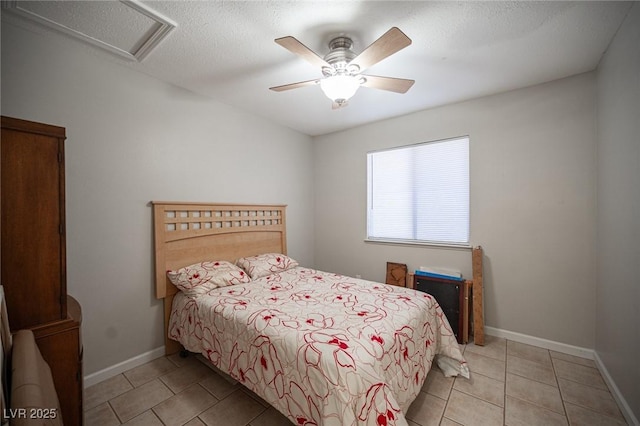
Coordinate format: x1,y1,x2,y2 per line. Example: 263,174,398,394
167,261,250,296
235,253,299,279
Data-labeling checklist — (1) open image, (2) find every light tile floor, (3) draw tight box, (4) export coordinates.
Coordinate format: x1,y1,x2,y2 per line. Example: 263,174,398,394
84,336,629,425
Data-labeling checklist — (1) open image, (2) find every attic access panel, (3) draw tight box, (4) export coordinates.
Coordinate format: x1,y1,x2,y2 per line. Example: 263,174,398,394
4,0,176,61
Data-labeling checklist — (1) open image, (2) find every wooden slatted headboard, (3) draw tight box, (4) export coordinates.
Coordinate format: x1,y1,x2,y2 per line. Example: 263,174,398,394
152,201,287,354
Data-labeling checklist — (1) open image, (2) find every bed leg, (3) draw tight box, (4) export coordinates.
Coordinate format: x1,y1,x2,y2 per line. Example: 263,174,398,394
179,349,189,358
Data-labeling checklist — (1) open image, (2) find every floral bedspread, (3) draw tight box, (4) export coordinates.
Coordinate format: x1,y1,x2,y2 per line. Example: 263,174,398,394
169,267,468,426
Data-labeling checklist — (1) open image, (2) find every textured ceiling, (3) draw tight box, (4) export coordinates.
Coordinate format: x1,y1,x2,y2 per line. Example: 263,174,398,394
3,1,634,136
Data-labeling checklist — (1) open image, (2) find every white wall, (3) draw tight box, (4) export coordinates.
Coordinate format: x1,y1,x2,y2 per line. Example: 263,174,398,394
5,8,634,412
314,73,597,349
1,20,315,375
595,4,640,422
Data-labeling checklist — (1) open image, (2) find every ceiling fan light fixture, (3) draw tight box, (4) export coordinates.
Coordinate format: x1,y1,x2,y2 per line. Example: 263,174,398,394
320,75,361,102
272,27,413,108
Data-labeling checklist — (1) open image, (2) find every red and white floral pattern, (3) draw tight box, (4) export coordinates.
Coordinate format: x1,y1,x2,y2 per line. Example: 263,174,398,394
167,260,250,297
169,267,468,426
235,253,299,279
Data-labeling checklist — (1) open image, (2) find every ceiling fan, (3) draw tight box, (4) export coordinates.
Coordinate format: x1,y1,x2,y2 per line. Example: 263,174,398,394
269,27,414,109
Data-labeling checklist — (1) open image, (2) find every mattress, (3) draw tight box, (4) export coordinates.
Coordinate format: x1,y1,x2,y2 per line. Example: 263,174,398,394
169,267,468,426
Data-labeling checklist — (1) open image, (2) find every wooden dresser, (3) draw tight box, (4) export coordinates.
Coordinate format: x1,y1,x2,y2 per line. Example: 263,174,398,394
1,116,83,425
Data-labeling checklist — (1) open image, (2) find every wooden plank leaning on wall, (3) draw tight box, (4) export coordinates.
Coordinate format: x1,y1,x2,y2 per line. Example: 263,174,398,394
472,246,485,346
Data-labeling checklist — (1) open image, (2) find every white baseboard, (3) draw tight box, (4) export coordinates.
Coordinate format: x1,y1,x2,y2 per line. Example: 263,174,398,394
83,346,165,388
593,352,639,426
484,326,594,359
484,326,638,425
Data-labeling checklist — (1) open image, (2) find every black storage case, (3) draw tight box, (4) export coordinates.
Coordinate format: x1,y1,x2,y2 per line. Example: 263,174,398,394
414,275,465,344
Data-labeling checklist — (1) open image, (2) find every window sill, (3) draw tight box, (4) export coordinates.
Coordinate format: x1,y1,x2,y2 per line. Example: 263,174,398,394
364,238,472,251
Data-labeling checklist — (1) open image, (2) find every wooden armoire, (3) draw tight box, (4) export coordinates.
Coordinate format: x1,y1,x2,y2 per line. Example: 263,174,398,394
1,116,83,425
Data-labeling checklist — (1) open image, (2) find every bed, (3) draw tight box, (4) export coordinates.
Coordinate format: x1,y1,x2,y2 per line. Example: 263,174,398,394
152,202,469,426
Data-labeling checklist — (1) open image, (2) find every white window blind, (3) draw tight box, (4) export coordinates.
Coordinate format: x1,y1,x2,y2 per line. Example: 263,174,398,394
367,136,469,246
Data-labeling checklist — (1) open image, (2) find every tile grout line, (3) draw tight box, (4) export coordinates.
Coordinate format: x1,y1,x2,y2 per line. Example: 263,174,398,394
155,374,223,426
549,354,571,422
440,343,462,425
105,372,135,425
507,342,571,424
552,351,629,423
503,339,507,425
106,399,124,425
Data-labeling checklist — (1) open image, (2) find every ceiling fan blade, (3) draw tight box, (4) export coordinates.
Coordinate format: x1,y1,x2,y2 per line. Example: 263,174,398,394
275,36,331,69
269,79,320,92
349,27,412,72
361,75,415,93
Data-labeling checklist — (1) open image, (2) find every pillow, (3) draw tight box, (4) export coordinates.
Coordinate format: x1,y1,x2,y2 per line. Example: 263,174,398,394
167,261,250,296
236,253,299,279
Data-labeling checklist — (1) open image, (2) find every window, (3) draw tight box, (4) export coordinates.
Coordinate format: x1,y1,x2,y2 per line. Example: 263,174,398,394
366,136,469,246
